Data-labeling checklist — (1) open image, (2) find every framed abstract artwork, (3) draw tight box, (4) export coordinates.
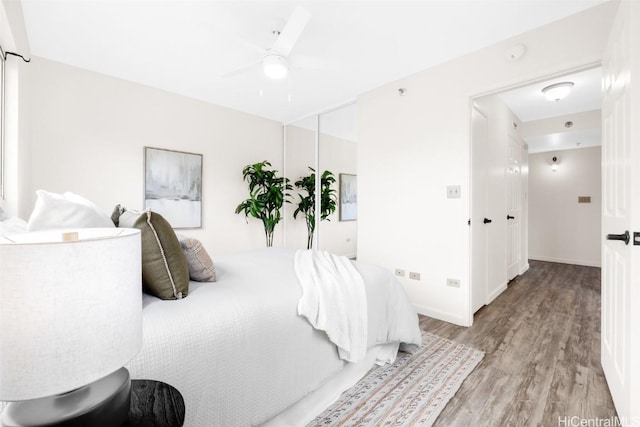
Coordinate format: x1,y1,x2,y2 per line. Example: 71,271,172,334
339,173,357,221
144,147,202,228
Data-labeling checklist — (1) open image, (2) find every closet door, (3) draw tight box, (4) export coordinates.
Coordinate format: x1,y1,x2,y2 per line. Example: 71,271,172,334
284,117,317,250
506,134,522,281
318,104,358,258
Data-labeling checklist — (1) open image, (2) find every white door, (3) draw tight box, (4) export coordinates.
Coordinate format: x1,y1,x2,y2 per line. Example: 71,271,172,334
506,134,521,281
485,111,507,304
601,0,639,421
471,106,488,313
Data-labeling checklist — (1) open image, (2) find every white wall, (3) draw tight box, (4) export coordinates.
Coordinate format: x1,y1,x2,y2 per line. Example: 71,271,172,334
357,2,617,326
24,57,283,253
529,146,601,267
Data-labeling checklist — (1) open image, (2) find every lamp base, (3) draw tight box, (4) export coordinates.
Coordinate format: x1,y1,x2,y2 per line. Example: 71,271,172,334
1,367,131,427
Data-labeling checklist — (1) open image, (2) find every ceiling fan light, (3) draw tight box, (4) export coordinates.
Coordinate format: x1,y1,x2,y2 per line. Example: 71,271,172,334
541,81,574,101
263,54,288,79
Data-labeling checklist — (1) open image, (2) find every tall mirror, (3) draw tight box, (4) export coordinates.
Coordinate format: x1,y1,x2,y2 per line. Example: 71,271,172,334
284,115,317,250
318,104,357,258
283,103,357,258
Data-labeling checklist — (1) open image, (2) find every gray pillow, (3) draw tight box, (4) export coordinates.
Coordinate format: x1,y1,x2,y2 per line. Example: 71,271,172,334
116,207,189,300
111,204,125,227
177,234,216,282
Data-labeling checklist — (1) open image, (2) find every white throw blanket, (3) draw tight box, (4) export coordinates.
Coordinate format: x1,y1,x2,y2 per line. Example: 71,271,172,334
295,249,368,363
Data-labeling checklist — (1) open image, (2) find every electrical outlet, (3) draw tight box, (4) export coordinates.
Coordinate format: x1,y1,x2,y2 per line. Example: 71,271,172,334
395,269,405,277
409,272,421,280
446,278,461,288
447,185,461,199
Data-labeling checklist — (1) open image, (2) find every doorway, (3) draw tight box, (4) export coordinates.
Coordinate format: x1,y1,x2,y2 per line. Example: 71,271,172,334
501,67,602,269
470,66,603,315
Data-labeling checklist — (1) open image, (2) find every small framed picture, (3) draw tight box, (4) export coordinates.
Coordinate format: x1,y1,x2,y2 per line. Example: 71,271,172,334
144,147,202,228
339,173,357,221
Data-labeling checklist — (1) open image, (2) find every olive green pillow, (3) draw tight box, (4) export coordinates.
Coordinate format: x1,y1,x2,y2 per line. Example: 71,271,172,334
116,206,189,300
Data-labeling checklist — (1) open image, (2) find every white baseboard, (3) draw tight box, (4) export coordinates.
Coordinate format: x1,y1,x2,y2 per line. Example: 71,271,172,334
412,304,469,327
529,255,601,268
520,263,530,275
486,282,508,305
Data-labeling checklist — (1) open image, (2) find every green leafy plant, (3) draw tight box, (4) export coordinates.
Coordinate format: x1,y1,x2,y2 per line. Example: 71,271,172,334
293,167,337,249
235,161,292,247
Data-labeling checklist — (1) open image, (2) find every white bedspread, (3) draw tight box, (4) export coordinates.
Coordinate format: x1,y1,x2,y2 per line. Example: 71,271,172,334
122,248,421,426
295,249,368,362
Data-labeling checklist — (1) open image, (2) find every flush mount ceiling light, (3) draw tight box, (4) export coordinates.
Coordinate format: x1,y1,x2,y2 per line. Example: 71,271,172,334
263,53,288,79
541,82,574,101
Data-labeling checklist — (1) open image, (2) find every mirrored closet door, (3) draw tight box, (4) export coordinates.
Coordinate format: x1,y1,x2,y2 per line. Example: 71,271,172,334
318,104,357,258
284,103,357,258
284,115,317,250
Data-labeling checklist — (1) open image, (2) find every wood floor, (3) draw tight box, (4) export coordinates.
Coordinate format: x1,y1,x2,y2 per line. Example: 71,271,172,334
420,260,617,427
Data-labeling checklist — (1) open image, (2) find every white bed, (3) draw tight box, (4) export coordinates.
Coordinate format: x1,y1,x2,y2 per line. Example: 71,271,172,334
125,247,422,426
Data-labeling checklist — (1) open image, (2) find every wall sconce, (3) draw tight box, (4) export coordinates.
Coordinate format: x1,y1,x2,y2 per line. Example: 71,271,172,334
551,156,559,172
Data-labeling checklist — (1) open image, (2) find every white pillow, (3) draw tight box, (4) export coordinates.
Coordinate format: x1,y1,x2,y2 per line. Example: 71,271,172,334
27,190,115,231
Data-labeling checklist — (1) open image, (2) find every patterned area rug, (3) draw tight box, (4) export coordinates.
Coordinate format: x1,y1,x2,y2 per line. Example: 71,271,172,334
308,333,484,427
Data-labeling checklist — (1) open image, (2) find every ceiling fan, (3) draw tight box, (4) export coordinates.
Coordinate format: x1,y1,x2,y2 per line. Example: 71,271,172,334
221,6,311,80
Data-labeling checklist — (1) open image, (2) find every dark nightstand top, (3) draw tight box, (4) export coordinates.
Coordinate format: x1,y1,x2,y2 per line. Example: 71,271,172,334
124,379,185,427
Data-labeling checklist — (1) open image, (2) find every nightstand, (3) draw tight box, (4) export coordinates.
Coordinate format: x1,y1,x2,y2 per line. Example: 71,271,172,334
124,379,185,427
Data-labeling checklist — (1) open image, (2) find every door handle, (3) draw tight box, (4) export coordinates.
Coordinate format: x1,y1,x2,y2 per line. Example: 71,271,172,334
483,218,492,224
606,231,630,245
507,215,515,220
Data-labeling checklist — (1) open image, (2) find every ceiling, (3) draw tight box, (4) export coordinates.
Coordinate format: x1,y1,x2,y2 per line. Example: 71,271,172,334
499,67,602,123
499,67,602,153
19,0,607,124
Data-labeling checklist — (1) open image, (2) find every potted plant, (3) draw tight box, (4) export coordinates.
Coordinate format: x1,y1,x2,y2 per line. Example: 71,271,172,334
235,161,291,247
293,167,337,249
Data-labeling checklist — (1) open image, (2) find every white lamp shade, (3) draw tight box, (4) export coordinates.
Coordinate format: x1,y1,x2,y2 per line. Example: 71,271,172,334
0,228,142,401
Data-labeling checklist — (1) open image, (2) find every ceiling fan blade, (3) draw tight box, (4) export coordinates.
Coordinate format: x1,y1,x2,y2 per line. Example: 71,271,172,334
271,6,311,56
219,58,262,78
